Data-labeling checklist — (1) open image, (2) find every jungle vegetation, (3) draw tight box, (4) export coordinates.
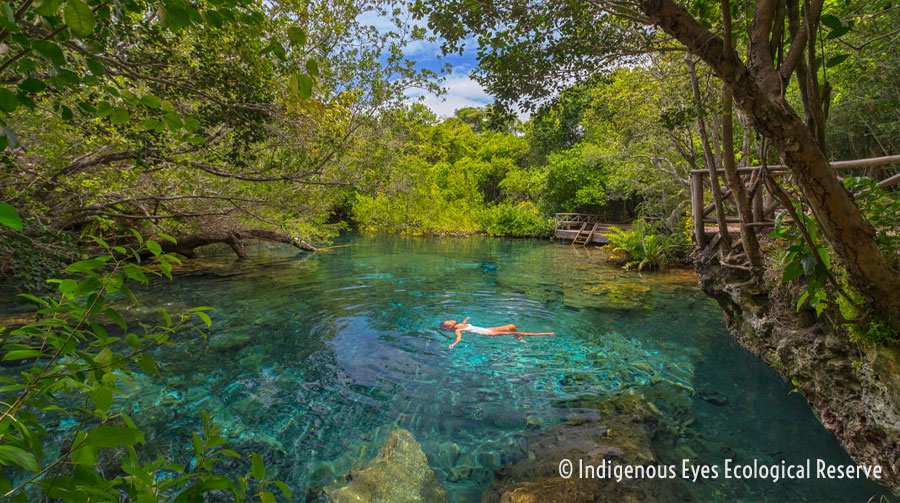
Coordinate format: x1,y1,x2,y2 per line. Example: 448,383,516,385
0,0,899,498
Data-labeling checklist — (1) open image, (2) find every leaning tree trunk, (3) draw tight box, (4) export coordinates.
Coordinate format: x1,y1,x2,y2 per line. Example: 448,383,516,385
163,228,318,259
640,0,900,331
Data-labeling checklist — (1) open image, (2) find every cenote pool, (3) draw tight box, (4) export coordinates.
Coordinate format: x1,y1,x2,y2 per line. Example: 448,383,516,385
19,232,888,501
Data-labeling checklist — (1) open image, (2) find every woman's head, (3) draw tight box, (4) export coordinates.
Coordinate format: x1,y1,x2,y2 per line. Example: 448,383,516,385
439,320,457,330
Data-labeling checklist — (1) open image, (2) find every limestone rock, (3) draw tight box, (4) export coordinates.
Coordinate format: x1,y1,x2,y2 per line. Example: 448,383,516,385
482,394,691,503
694,253,900,496
326,429,448,503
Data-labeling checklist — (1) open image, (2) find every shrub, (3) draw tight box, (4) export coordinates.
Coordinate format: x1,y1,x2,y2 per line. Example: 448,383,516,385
603,220,687,270
0,206,287,502
483,201,554,237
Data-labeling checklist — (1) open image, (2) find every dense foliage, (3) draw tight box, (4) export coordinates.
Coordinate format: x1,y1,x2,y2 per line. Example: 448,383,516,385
2,0,900,497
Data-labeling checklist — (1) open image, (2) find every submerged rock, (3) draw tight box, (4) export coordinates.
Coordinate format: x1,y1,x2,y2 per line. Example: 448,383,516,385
325,428,448,503
482,393,691,503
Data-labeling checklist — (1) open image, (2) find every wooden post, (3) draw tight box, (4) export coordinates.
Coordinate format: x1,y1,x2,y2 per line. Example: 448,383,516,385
752,178,763,223
691,171,707,247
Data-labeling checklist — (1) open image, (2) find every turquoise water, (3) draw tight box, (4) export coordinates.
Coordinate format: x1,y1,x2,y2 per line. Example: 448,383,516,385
10,233,888,501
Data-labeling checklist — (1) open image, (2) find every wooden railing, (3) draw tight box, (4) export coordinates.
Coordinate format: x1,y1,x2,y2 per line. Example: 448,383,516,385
689,155,900,248
554,213,606,230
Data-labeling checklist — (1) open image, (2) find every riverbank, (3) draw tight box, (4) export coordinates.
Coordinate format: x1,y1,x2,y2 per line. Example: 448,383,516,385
694,252,900,495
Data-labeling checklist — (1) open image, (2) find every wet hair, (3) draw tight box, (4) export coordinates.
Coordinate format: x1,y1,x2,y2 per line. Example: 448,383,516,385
439,320,456,330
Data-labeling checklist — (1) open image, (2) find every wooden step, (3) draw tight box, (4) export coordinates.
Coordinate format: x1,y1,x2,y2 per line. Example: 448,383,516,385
571,222,588,246
571,222,599,246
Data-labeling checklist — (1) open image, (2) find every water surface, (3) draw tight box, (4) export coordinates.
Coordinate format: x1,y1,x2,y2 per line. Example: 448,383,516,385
29,233,889,501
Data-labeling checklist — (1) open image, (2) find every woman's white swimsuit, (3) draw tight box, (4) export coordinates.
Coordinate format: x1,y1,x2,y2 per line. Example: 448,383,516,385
460,325,496,335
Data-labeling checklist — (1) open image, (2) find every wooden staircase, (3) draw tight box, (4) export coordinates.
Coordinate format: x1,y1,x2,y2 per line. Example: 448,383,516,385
571,222,599,247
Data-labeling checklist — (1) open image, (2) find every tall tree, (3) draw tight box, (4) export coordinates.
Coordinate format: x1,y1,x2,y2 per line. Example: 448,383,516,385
414,0,900,330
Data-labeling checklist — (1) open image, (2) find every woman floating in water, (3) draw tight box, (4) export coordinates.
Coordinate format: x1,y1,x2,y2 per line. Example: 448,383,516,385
440,317,555,349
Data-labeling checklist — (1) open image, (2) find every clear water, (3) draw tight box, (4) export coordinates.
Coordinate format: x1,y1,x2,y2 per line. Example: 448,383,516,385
10,233,888,501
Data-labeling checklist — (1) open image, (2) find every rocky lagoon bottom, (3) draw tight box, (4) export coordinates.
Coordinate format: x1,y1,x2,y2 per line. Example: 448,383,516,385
26,233,888,501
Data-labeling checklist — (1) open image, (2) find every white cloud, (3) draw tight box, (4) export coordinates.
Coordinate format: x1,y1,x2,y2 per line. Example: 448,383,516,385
406,70,493,118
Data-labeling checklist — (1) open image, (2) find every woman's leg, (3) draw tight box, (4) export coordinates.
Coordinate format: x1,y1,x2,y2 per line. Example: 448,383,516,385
491,330,554,336
487,324,517,332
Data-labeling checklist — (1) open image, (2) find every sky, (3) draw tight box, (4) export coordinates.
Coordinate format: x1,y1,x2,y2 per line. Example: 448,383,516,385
356,9,495,118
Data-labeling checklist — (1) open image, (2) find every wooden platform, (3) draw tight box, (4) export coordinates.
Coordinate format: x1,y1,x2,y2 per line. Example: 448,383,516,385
554,214,631,245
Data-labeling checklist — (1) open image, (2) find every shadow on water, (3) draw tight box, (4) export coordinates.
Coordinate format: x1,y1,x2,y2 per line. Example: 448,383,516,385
5,232,888,502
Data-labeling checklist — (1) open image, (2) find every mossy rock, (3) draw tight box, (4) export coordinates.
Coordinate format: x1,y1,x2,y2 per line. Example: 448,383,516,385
325,428,447,503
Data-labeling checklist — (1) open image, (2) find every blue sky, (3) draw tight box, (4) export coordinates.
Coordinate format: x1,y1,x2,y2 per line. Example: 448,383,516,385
356,9,495,118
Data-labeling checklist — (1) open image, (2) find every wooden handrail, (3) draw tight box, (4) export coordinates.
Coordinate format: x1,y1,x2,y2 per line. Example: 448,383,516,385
689,154,899,250
690,154,900,176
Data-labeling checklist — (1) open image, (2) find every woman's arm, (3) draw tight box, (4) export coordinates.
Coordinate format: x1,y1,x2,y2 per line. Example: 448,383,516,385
449,329,463,349
462,317,470,324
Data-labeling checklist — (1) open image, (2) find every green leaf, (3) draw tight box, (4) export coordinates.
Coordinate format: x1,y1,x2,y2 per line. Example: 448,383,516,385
817,247,831,269
826,26,851,40
143,118,163,131
34,0,64,16
0,202,23,231
146,239,162,256
66,258,106,272
797,290,810,310
306,58,319,77
183,116,199,133
86,58,105,76
84,425,145,448
195,311,211,327
123,264,149,284
0,88,18,112
260,492,276,503
110,107,130,125
125,332,140,349
298,74,312,99
157,232,177,243
0,445,39,472
825,54,850,67
195,476,235,492
106,308,127,330
250,452,265,480
137,353,159,376
64,0,96,37
71,445,98,466
141,95,161,108
31,40,66,66
782,260,804,282
59,278,77,294
287,26,306,46
163,112,182,131
162,3,191,31
92,387,113,412
274,480,292,500
819,13,842,30
18,78,46,93
205,9,223,28
2,349,44,361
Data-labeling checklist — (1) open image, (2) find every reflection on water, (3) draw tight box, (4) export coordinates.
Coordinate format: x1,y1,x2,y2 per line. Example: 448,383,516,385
9,233,886,501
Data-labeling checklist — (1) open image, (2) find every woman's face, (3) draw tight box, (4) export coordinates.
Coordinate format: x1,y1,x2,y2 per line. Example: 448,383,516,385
440,320,457,329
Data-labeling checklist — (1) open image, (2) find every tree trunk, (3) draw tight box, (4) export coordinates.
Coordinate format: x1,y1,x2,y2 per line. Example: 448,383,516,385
640,0,900,330
163,228,318,259
686,56,731,248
